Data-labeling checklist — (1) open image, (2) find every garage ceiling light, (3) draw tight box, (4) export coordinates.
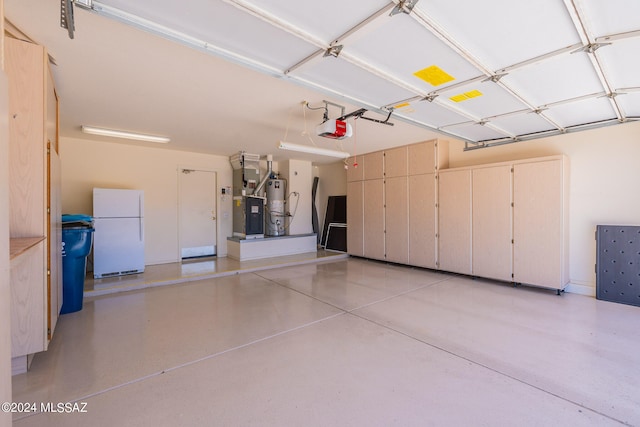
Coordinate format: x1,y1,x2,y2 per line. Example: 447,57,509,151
82,125,170,143
278,141,349,159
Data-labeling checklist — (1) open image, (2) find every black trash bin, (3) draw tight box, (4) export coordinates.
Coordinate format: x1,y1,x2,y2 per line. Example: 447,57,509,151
60,214,94,315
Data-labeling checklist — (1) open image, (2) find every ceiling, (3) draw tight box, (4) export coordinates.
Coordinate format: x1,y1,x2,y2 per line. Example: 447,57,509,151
5,0,640,163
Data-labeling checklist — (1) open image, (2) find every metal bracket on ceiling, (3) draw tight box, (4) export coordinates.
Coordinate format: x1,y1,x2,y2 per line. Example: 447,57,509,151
60,0,94,39
616,86,640,94
323,45,343,58
422,94,439,103
464,140,484,150
338,108,395,126
572,42,611,54
60,0,75,39
73,0,93,9
306,100,347,122
307,100,393,128
390,0,420,16
482,73,508,83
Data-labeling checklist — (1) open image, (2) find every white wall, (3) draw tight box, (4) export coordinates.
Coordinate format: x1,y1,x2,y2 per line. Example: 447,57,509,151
282,159,313,235
448,121,640,295
314,162,347,241
60,137,233,264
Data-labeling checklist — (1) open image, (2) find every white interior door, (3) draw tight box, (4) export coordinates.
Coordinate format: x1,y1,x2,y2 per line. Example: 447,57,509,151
179,169,217,259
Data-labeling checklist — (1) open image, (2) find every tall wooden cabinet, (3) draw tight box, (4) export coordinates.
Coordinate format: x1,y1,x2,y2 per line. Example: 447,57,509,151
6,37,61,373
472,165,512,282
513,158,569,289
408,140,447,269
362,151,385,260
408,173,436,268
363,179,385,260
438,169,472,275
385,176,408,264
384,146,408,264
346,153,364,257
346,181,364,257
437,155,568,291
347,139,449,264
347,142,569,293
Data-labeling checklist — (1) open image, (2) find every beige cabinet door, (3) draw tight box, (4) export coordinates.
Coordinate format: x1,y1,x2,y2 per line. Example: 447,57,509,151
6,38,46,238
346,181,364,256
472,165,512,282
363,151,384,181
438,169,472,274
385,176,408,264
408,141,436,175
346,157,364,182
48,147,63,340
408,173,436,268
363,179,385,260
513,160,564,288
408,139,449,175
11,241,46,357
385,146,407,178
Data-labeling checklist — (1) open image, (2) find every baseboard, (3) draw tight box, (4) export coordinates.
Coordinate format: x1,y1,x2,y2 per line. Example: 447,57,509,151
11,355,29,376
564,282,595,297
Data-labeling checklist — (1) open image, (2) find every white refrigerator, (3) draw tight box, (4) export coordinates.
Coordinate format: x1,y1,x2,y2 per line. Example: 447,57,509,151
93,188,145,278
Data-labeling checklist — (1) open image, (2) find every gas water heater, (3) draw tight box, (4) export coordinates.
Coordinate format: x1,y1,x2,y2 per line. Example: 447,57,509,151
266,179,286,236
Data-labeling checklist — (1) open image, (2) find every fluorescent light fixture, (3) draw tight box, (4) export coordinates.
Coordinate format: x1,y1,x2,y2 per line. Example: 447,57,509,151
82,125,170,143
278,141,349,159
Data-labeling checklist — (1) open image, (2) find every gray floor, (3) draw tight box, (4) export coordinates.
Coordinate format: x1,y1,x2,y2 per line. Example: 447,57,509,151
84,249,347,296
12,257,640,426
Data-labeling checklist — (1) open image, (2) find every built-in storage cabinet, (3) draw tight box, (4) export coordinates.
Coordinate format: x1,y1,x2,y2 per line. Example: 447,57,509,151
438,169,472,275
513,158,569,289
348,143,569,292
7,39,45,238
472,165,512,282
363,150,384,180
346,181,364,257
48,146,63,335
346,153,365,257
6,37,61,373
384,146,408,263
436,156,568,290
363,179,385,260
10,240,45,358
385,176,408,264
384,146,407,178
406,140,444,269
408,140,449,175
347,139,447,263
346,156,364,182
408,173,436,268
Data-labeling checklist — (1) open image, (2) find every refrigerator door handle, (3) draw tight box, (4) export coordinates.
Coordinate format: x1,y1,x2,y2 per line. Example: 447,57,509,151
140,217,144,242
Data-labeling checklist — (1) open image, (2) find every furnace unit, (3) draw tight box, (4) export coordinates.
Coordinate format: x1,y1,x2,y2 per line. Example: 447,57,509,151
230,151,264,239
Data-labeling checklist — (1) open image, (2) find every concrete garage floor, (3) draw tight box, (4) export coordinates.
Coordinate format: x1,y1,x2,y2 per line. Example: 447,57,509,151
12,257,640,426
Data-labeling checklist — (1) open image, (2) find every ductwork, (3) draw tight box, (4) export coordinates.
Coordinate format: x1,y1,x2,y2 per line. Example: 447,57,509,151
253,154,273,196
